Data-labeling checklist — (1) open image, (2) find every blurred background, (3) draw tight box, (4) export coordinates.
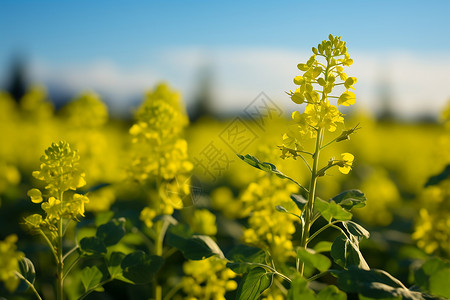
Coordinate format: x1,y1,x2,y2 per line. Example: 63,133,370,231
1,0,450,119
1,1,450,299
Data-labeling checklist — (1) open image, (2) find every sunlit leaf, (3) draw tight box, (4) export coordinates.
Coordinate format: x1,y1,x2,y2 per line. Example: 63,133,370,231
297,248,331,272
331,190,366,210
81,266,103,291
236,267,273,300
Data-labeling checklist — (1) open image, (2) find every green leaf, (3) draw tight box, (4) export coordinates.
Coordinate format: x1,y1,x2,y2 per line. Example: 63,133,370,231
81,266,103,291
276,205,288,213
226,245,268,274
288,276,316,300
80,236,107,254
429,268,450,298
96,218,126,247
415,257,450,298
291,194,308,210
425,164,450,187
331,190,366,210
185,235,225,260
313,241,333,253
16,257,36,292
297,248,331,272
315,198,352,222
331,234,369,270
108,252,125,279
237,154,305,189
236,267,273,300
121,251,164,285
94,211,114,227
317,285,346,300
343,221,370,240
167,224,224,260
336,267,426,300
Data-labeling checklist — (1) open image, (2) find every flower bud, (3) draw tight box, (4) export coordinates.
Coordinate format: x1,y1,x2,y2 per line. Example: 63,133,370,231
297,63,309,71
293,76,303,85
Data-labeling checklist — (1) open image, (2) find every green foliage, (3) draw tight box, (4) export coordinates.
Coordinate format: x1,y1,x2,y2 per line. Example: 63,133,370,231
16,257,36,292
331,234,369,270
335,267,435,300
235,267,273,300
80,218,126,254
288,277,347,300
81,266,103,291
80,236,107,254
226,245,269,274
96,218,126,247
414,257,450,298
424,164,450,187
315,198,353,222
237,154,306,190
120,251,164,285
166,224,224,260
297,248,331,272
331,189,367,210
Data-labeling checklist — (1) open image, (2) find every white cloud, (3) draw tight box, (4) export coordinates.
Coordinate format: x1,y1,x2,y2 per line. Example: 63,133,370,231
28,47,450,118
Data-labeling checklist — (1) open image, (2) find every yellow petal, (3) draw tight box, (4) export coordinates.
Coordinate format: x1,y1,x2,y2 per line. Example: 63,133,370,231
27,188,43,203
337,91,356,106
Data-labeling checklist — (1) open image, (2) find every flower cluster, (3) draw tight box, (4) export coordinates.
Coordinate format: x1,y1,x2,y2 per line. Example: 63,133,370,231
241,176,300,263
26,141,89,229
180,257,237,300
413,102,450,256
130,83,193,217
60,92,108,128
282,34,356,173
0,235,24,292
190,209,218,236
413,180,450,256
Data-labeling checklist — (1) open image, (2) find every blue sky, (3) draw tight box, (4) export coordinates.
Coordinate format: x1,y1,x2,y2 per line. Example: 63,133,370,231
1,1,450,117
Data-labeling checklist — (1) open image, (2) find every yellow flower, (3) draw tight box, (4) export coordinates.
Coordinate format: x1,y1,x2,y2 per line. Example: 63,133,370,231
27,188,43,203
0,235,24,293
129,84,192,215
182,257,237,299
191,209,217,236
318,101,344,132
32,141,86,197
140,206,157,228
41,197,62,221
67,193,90,217
338,153,354,174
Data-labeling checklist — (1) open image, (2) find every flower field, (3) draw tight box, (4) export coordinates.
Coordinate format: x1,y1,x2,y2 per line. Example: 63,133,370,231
0,35,449,300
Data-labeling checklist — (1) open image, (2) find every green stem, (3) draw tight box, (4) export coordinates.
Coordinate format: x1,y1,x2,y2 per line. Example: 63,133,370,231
298,127,324,276
153,218,169,300
249,263,292,283
306,221,340,245
14,271,43,300
162,281,183,300
57,191,64,300
63,255,81,281
38,229,58,263
62,245,79,262
298,55,331,276
307,270,330,282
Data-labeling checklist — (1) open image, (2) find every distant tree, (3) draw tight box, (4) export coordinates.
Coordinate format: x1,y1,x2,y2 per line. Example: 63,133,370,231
189,64,214,122
6,54,28,103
